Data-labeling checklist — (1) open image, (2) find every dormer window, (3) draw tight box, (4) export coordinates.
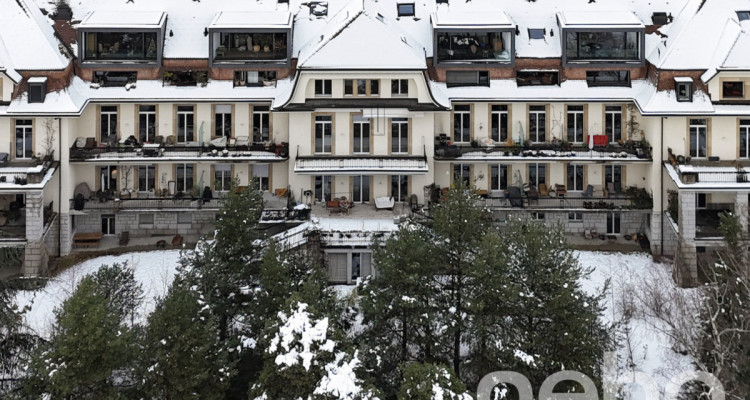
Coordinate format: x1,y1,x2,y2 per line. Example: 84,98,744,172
208,12,293,66
78,11,166,65
675,77,693,102
397,3,415,17
28,77,47,103
737,11,750,21
432,10,515,65
528,29,546,40
558,11,644,66
722,81,744,99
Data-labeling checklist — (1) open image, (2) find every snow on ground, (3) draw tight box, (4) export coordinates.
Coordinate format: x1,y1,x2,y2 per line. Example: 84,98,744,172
577,251,696,400
14,250,182,339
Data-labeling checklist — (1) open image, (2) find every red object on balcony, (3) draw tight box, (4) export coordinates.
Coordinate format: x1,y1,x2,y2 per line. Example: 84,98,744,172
592,135,609,147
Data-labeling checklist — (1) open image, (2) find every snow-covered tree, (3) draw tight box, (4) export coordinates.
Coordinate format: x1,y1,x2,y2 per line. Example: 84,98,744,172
24,273,139,399
0,279,39,397
140,280,231,400
397,362,473,400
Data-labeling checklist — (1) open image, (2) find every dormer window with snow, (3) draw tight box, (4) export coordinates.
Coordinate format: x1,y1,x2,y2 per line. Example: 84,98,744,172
78,11,166,65
28,77,47,103
558,11,645,66
528,29,546,40
208,12,292,67
675,77,693,102
432,10,514,65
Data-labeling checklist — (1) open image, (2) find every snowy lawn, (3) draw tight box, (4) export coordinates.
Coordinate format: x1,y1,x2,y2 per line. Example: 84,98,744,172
14,250,183,338
577,251,696,400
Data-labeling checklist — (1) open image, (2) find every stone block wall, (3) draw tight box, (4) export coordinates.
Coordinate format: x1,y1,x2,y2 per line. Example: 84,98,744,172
70,210,218,238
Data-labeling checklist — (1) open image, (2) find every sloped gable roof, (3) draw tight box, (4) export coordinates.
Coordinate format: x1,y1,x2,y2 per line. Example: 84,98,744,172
0,0,68,72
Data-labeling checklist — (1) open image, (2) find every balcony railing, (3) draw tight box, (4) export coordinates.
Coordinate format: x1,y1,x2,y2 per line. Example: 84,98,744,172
0,161,58,186
480,195,652,210
70,142,289,162
435,142,651,161
70,197,227,211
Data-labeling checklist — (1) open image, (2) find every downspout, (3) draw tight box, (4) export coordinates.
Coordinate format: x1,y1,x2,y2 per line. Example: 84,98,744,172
57,117,62,259
660,116,664,255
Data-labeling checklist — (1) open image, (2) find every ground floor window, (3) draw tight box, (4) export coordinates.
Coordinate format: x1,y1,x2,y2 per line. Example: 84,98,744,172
568,212,583,222
607,212,621,235
353,175,371,203
101,214,115,235
326,251,373,284
315,175,333,202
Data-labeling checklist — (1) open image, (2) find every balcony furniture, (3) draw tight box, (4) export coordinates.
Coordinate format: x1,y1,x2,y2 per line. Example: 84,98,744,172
539,183,549,197
583,184,594,198
339,200,353,215
154,135,165,145
142,143,161,157
375,196,395,211
74,182,94,200
604,182,621,197
73,232,103,248
209,136,227,147
165,135,177,146
119,231,129,246
592,135,609,147
172,234,183,246
274,188,288,197
234,136,250,148
555,184,567,197
84,138,97,149
0,152,7,167
326,200,341,215
508,187,524,208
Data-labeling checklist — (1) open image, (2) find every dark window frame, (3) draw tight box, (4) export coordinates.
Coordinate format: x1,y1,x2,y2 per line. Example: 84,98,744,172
446,70,490,88
586,70,630,87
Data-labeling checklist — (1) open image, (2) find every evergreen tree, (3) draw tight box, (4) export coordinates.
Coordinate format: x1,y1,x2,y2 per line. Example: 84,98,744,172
24,275,138,399
397,362,472,400
0,279,39,398
140,280,231,400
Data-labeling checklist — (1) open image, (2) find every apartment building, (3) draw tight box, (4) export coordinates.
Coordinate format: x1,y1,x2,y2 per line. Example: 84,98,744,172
0,0,748,286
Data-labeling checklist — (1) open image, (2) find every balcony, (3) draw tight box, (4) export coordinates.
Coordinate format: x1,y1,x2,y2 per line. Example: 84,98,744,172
434,141,651,162
70,141,289,164
481,194,651,211
70,197,226,211
665,163,750,189
0,160,58,191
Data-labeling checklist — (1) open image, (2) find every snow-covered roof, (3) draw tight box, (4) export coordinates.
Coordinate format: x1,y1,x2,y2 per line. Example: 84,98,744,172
0,0,68,73
432,9,514,28
557,11,644,28
209,11,293,30
78,11,167,29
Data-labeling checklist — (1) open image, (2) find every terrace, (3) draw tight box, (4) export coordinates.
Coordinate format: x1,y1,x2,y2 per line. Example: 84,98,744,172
434,140,652,162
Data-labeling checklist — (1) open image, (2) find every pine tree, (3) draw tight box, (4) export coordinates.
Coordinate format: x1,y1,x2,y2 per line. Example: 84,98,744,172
0,279,39,397
140,280,231,400
24,275,138,399
397,362,472,400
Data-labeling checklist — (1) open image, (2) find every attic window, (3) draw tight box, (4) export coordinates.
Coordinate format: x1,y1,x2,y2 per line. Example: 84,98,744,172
674,77,693,102
397,3,415,17
310,1,328,17
528,29,546,39
28,77,47,103
737,11,750,21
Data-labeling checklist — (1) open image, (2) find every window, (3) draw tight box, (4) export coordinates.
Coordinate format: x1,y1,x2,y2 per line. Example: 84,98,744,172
566,105,584,143
696,193,707,210
391,118,409,154
528,163,546,187
391,79,408,96
565,31,641,62
567,164,584,191
516,70,558,86
94,71,137,87
586,71,630,87
314,175,332,202
178,213,192,224
314,79,332,96
740,120,750,158
528,28,546,39
28,78,46,103
138,105,156,143
176,106,195,142
14,120,33,159
490,164,508,190
606,212,621,235
233,71,277,87
100,106,118,146
491,105,509,142
528,105,546,143
214,164,232,192
722,81,744,98
675,78,693,102
344,79,379,96
446,71,489,88
689,118,708,158
436,30,512,63
137,165,155,192
352,175,370,203
166,70,206,87
214,105,232,138
391,175,409,202
101,214,116,235
605,165,622,187
605,106,623,143
139,214,154,226
568,212,583,221
453,164,471,186
84,31,158,61
353,116,370,153
532,212,545,221
252,105,271,143
213,32,288,62
99,166,118,191
253,164,269,191
350,252,373,280
315,115,333,153
737,11,750,21
176,164,194,193
453,105,471,143
397,3,415,17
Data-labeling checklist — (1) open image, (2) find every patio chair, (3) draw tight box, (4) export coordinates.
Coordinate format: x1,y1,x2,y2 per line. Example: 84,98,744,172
555,184,567,197
375,196,395,211
209,136,227,148
234,136,250,148
583,184,594,198
539,183,549,197
165,135,177,146
84,137,96,149
74,137,87,148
